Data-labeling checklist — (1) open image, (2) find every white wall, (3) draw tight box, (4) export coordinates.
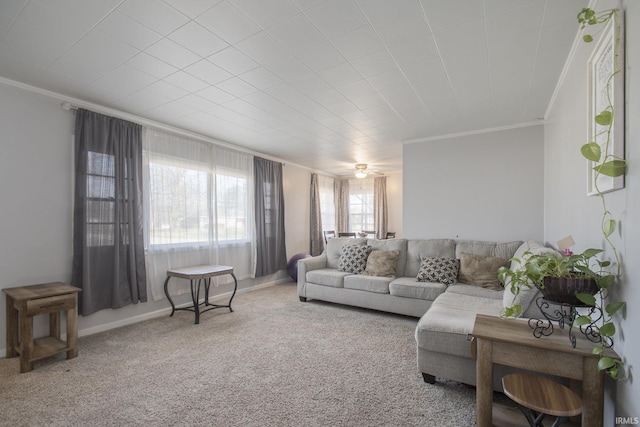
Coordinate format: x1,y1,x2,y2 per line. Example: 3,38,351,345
0,81,301,355
283,163,311,258
402,125,544,242
544,0,639,418
385,171,403,238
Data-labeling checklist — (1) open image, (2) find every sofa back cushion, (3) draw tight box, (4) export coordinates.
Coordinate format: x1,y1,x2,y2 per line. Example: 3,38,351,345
366,238,408,276
326,237,368,269
455,240,523,264
405,239,456,278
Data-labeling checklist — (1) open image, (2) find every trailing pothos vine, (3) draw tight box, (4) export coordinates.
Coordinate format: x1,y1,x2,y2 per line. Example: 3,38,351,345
576,7,627,380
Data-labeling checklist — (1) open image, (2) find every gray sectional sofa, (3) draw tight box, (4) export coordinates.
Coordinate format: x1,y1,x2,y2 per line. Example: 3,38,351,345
297,237,552,390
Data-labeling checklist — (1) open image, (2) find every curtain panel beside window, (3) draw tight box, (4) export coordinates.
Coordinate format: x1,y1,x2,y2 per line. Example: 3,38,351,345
334,179,349,233
309,173,323,256
254,157,287,276
374,176,388,239
71,109,147,316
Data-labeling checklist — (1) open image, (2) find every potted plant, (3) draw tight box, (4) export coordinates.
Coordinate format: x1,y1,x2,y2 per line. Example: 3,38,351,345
498,247,624,379
498,248,611,314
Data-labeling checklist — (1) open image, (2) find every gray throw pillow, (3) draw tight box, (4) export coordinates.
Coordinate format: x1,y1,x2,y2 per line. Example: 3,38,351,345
338,245,373,274
416,257,460,285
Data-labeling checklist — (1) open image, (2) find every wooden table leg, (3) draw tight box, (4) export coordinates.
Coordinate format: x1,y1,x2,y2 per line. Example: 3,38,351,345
582,356,604,427
19,308,33,373
66,301,79,359
50,312,60,339
476,338,493,427
5,296,18,358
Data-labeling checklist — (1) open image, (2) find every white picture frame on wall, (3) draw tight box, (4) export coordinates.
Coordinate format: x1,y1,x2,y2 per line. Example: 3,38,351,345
586,16,625,196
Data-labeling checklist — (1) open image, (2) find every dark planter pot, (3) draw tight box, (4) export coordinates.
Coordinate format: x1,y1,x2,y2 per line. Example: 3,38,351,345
540,276,599,305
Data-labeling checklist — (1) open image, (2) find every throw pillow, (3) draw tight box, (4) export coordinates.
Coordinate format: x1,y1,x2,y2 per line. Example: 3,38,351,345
416,257,460,285
338,245,373,274
362,250,400,277
458,252,508,291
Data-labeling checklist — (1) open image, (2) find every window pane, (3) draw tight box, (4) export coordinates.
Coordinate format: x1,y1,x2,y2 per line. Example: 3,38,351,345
148,161,209,245
216,172,248,241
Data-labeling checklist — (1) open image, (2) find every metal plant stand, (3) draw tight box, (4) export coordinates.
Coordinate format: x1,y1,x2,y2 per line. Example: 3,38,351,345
528,297,611,348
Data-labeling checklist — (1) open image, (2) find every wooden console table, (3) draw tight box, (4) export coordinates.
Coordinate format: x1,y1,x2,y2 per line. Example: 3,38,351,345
3,282,81,373
163,265,238,324
471,314,618,427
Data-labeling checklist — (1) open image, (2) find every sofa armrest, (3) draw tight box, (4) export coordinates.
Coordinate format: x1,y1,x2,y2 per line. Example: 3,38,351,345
297,255,328,298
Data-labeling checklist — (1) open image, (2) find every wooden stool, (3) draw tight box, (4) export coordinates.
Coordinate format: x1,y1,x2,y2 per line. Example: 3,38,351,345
502,373,582,427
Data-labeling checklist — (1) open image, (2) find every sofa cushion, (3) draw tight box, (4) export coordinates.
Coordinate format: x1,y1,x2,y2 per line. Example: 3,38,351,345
306,269,352,288
366,238,408,276
416,257,459,285
326,237,368,269
338,245,373,274
455,240,522,264
415,292,504,358
363,250,400,277
389,277,447,301
405,239,456,278
446,284,503,300
503,241,560,316
457,253,508,291
344,274,392,294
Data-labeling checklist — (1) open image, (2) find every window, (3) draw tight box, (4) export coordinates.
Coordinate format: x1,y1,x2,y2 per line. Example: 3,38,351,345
147,157,209,246
147,156,250,247
348,178,374,232
86,151,116,246
215,168,249,241
318,175,335,232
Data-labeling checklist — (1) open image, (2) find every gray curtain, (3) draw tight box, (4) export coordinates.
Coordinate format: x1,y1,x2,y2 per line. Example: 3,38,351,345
310,173,324,256
334,179,349,233
374,176,388,239
254,157,287,276
71,109,147,316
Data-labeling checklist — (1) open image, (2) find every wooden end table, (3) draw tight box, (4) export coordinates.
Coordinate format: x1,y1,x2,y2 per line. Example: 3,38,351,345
3,282,82,373
471,313,619,427
163,265,238,324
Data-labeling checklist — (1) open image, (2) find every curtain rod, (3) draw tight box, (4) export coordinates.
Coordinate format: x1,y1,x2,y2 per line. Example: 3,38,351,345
61,101,77,111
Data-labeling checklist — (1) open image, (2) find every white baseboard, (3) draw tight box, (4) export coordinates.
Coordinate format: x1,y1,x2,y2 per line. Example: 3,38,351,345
0,280,289,358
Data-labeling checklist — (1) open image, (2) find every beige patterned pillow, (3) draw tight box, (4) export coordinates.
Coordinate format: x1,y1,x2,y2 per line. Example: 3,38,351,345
458,252,508,291
363,250,400,277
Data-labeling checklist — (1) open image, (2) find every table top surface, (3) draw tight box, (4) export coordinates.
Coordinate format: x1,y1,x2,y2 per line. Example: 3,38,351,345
471,314,618,358
166,264,234,279
2,282,82,301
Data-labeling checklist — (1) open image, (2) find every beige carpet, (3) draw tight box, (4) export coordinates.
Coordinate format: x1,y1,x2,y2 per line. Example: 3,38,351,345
1,283,482,426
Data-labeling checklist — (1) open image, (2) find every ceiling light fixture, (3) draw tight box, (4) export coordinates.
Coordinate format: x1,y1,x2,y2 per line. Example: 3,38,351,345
354,163,368,179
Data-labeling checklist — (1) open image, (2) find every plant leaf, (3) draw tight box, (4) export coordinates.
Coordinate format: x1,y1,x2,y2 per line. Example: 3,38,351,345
603,219,616,237
600,322,616,337
575,293,596,306
595,110,612,125
573,315,592,326
593,160,626,177
592,346,604,355
504,304,522,318
598,356,616,371
606,301,626,316
582,248,603,258
597,275,615,289
581,142,601,161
